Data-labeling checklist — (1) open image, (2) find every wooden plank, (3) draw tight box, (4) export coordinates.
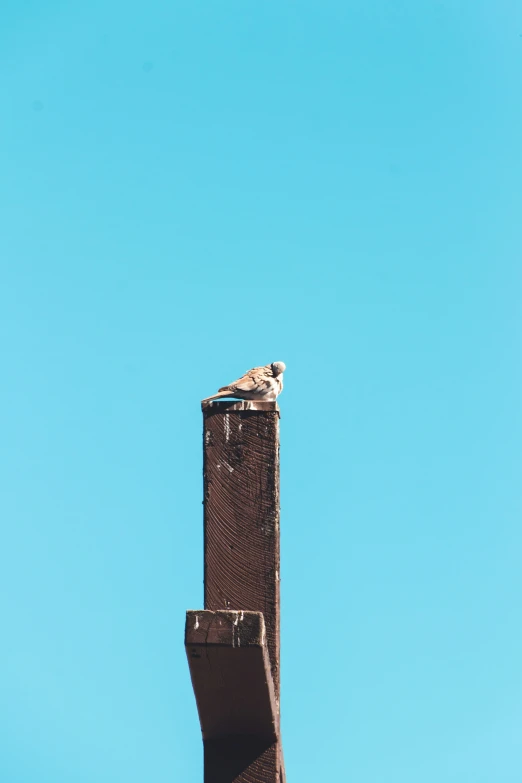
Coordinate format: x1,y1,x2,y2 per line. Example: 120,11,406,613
185,610,277,741
202,400,281,700
200,400,283,783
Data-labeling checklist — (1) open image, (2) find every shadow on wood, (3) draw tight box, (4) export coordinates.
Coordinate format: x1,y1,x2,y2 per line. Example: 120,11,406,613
204,737,279,783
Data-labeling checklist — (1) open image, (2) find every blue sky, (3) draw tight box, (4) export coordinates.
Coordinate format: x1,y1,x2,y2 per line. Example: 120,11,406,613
1,1,521,781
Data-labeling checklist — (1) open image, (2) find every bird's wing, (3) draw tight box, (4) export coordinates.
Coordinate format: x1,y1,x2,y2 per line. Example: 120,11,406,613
219,364,272,394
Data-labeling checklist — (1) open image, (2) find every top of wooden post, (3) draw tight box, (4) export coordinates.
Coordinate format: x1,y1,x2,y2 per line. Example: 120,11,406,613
201,400,280,414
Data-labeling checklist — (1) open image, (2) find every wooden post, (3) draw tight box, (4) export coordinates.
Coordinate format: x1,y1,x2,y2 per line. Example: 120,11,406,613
185,400,285,782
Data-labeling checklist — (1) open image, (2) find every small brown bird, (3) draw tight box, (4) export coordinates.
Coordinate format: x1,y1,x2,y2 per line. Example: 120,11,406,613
201,361,286,403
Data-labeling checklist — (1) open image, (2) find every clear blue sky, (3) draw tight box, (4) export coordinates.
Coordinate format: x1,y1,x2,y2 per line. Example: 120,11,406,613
1,2,521,781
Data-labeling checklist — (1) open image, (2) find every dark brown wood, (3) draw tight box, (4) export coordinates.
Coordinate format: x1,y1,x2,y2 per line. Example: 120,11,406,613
194,399,283,783
202,400,281,700
204,738,279,783
185,400,283,781
185,610,277,741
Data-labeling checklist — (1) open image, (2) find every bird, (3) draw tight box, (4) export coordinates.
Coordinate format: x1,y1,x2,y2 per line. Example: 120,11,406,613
201,361,286,403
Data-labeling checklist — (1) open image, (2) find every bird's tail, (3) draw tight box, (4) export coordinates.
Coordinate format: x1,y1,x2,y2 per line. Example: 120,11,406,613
201,390,234,403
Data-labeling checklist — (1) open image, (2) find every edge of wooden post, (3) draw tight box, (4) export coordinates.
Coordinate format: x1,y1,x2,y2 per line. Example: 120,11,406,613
201,400,280,415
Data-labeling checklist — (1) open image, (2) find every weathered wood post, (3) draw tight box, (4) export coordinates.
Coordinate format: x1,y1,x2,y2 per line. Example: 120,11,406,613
185,400,285,782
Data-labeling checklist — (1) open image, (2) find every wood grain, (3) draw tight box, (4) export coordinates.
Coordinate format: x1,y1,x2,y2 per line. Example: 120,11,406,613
202,401,282,782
